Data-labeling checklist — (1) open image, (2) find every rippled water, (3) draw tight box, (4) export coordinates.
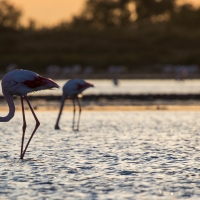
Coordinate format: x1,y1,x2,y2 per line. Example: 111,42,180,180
1,111,200,199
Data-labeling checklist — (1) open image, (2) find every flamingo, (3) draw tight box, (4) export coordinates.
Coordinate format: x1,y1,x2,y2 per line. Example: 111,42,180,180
0,69,59,159
55,79,94,131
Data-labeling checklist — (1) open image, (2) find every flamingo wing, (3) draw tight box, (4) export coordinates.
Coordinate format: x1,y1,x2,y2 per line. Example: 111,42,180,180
2,69,59,96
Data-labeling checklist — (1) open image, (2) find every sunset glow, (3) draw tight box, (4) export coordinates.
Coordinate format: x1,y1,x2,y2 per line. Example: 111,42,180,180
9,0,200,26
10,0,86,26
177,0,200,7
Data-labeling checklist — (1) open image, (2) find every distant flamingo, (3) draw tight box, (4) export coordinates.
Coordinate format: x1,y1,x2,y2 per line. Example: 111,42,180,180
55,79,94,131
0,69,59,159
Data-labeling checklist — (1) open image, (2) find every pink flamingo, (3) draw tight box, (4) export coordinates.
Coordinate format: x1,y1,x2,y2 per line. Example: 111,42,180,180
0,69,59,159
55,79,94,131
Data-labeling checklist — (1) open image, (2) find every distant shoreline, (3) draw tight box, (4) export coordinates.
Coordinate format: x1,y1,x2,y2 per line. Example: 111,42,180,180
1,73,200,80
1,94,200,111
1,105,200,111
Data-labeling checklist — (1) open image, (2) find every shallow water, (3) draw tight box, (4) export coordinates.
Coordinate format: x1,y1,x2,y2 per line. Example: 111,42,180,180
39,79,200,95
1,79,200,96
1,111,200,199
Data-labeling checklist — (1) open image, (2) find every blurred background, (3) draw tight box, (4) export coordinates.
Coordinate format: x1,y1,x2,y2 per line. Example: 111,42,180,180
0,0,200,80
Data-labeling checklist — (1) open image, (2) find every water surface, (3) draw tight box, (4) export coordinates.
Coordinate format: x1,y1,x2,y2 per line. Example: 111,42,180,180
0,111,200,199
1,79,200,96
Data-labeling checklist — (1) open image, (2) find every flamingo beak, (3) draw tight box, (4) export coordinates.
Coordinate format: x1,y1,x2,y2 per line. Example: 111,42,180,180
85,82,94,88
46,78,60,89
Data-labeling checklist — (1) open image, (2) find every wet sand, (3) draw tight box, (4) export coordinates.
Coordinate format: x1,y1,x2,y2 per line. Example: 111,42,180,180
25,105,200,112
1,104,200,111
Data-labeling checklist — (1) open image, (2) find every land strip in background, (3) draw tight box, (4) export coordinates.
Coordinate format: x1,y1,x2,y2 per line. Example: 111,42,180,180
0,94,200,111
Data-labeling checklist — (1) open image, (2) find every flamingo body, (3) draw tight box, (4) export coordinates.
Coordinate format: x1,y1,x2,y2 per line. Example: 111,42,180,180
1,69,59,159
55,79,94,130
2,69,58,96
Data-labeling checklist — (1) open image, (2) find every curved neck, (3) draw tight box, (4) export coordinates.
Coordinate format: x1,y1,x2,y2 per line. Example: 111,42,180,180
0,92,15,122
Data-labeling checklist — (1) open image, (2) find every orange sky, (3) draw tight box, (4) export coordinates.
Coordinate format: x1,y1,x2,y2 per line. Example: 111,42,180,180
10,0,86,27
10,0,200,27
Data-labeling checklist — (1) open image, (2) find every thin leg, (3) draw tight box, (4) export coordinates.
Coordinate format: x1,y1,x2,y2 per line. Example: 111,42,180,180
55,96,65,129
21,96,40,159
20,96,26,159
76,98,82,131
72,99,76,130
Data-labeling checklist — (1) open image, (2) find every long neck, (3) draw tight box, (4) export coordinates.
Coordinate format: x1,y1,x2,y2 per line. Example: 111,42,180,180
0,92,15,122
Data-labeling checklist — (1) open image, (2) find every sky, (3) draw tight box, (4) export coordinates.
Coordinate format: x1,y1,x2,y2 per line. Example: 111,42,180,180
9,0,200,27
10,0,86,27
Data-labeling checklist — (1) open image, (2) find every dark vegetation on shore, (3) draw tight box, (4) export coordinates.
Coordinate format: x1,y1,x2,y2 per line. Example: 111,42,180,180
0,0,200,74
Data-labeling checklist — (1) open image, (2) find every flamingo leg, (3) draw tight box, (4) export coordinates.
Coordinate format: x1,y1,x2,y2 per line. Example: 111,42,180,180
55,96,65,129
76,98,82,131
20,96,26,159
72,98,76,130
21,96,40,159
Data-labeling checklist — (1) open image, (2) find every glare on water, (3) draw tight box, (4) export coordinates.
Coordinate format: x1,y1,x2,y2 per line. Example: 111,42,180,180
39,79,200,95
1,79,200,95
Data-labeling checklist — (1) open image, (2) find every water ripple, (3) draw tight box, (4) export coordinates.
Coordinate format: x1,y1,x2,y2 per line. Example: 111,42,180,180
0,111,200,199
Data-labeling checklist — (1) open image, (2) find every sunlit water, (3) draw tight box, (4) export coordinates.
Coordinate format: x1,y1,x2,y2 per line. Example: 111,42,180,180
1,79,200,96
38,79,200,95
1,111,200,199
